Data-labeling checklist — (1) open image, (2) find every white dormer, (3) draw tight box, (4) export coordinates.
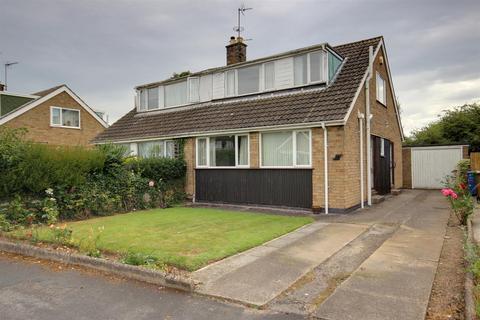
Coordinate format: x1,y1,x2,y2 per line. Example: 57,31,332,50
135,46,343,112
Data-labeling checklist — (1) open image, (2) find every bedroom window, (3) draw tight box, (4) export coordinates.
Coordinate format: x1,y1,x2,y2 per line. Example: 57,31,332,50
261,130,311,167
147,87,159,110
376,72,386,105
51,107,80,128
264,62,275,90
225,70,236,97
294,51,326,86
196,135,249,168
165,81,188,107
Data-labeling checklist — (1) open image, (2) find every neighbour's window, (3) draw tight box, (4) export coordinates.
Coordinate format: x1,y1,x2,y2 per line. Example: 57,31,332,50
188,77,200,103
225,70,236,97
165,81,188,107
196,135,249,167
238,65,260,95
139,89,147,111
261,130,311,167
309,51,323,82
138,140,175,158
376,72,386,105
264,62,275,90
147,87,159,110
117,143,132,157
51,107,80,128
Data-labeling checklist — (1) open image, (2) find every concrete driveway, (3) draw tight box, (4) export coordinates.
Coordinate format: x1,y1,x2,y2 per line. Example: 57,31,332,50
0,190,449,320
193,190,450,319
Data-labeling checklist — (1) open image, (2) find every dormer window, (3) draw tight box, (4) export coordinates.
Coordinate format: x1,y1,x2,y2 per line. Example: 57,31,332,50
225,70,236,97
165,81,188,107
147,87,159,110
264,62,275,90
294,51,326,86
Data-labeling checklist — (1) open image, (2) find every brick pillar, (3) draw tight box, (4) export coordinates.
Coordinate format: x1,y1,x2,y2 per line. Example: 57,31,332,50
249,132,259,168
184,138,195,198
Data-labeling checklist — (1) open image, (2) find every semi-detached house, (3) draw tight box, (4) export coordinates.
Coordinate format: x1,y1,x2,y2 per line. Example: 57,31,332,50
94,36,404,213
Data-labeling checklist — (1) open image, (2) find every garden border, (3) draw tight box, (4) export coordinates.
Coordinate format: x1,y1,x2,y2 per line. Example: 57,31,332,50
0,238,196,292
466,208,480,320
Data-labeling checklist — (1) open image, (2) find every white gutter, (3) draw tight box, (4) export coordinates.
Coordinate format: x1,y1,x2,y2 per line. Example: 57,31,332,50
321,122,329,214
366,46,374,206
358,111,365,209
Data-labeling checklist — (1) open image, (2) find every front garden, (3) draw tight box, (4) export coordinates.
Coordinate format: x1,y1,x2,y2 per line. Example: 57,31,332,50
0,127,313,271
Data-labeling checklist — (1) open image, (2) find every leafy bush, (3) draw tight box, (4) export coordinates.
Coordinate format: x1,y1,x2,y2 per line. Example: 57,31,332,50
0,129,186,227
122,251,158,266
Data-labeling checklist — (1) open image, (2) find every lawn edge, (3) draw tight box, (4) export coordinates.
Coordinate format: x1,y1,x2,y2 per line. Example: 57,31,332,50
0,238,196,292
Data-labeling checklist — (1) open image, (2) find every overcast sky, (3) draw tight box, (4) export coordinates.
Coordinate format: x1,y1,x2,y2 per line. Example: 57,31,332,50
1,0,479,135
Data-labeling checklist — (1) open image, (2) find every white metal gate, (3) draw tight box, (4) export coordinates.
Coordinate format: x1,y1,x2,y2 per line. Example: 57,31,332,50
411,146,464,189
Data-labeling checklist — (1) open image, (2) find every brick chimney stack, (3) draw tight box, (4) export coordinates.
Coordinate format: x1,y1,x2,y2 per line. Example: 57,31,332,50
226,36,247,65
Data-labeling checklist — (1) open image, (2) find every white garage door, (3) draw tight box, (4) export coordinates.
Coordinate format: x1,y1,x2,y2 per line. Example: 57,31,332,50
411,146,464,189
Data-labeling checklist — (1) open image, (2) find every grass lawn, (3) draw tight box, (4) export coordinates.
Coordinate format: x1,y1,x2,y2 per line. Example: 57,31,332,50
12,207,313,271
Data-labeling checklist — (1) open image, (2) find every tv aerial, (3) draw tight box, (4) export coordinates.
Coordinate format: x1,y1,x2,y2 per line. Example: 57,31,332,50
233,4,252,40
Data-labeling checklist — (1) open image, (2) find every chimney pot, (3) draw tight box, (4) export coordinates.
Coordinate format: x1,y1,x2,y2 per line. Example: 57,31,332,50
226,36,247,65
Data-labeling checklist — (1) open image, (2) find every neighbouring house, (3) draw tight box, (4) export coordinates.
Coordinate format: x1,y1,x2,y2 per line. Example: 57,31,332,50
94,36,404,213
0,84,108,145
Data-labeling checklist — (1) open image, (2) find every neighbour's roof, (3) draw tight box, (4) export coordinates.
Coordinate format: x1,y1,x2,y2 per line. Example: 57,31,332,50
93,36,383,143
0,84,109,128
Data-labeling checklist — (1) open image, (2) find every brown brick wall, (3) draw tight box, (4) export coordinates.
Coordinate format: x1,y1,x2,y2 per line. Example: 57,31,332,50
249,132,259,168
369,46,403,190
184,137,195,197
2,91,105,146
402,148,412,188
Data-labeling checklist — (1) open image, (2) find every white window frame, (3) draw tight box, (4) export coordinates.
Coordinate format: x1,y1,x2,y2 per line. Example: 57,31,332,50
137,139,176,158
188,77,200,103
50,106,81,129
259,129,312,168
263,61,275,91
376,71,387,105
195,134,250,168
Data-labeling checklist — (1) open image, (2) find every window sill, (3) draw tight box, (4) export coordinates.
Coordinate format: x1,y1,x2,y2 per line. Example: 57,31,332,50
196,166,250,169
50,125,81,130
376,99,387,108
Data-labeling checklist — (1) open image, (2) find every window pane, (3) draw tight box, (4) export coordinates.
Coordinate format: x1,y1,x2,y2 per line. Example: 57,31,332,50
51,108,60,125
138,140,164,158
210,136,235,167
310,51,323,82
237,135,248,166
197,138,207,166
165,81,187,107
165,141,175,158
376,73,386,104
147,87,159,109
296,131,310,165
140,89,147,110
328,52,342,81
226,70,235,96
188,78,200,102
238,65,260,95
117,143,131,157
294,54,308,86
262,132,293,166
264,62,275,90
62,109,80,127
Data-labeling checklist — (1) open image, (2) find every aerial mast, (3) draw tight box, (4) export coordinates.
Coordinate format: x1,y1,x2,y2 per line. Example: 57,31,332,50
234,4,252,39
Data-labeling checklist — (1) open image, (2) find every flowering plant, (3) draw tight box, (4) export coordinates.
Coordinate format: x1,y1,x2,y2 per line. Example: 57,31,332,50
441,174,474,225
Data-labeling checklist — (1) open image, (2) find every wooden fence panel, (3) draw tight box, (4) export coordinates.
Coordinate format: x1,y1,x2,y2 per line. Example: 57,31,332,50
471,153,480,171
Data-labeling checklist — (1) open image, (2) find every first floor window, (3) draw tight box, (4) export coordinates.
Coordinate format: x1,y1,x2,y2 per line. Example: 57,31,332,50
238,65,260,95
261,130,311,167
138,140,175,158
51,107,80,128
376,72,386,105
196,135,249,167
147,87,159,109
165,81,188,107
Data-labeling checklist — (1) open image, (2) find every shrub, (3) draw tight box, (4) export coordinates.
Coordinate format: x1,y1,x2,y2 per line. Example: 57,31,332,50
122,251,158,266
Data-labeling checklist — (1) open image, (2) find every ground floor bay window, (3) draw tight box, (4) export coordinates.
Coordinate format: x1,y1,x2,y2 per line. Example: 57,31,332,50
196,135,249,167
261,130,311,167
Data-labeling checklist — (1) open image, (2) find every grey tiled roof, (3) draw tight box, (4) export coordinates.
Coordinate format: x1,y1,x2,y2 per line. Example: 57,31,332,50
93,36,382,143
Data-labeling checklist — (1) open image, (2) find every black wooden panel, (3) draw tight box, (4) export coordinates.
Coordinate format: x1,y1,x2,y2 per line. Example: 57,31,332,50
195,169,312,209
372,136,392,195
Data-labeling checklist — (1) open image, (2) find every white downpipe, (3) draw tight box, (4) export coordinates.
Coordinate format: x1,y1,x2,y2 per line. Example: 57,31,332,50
358,112,365,209
322,123,329,214
366,46,374,206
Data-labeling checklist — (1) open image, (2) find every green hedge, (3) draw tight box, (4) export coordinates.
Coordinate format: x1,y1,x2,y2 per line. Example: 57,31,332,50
0,128,186,225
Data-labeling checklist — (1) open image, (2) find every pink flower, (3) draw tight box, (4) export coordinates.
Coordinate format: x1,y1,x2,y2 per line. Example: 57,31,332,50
148,180,155,187
451,192,458,199
441,188,452,196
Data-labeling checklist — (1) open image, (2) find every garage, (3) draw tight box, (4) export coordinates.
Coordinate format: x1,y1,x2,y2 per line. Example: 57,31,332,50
403,145,468,189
